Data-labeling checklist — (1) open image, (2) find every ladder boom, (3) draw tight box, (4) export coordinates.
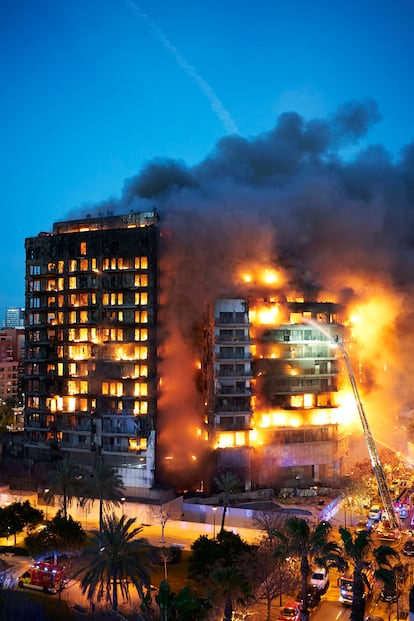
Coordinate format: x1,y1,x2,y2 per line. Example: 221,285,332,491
336,338,399,530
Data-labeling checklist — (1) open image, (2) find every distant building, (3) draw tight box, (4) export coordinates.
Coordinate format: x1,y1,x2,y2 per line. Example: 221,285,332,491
24,210,159,498
0,327,24,403
3,307,24,328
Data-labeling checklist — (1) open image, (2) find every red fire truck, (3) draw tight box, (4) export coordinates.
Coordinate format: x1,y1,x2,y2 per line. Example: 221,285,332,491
18,561,66,594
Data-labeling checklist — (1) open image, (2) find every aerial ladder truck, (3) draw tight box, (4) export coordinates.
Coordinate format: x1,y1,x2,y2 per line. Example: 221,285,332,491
334,336,400,530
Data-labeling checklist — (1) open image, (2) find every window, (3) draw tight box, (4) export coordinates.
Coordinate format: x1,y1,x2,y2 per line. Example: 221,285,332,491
80,258,88,271
29,313,40,325
69,260,77,272
69,277,77,289
134,346,148,359
29,265,41,275
133,400,148,414
102,381,123,396
134,274,148,287
134,328,148,341
135,292,148,306
30,280,41,292
134,382,148,397
58,261,64,273
135,256,148,269
135,310,148,323
80,241,87,255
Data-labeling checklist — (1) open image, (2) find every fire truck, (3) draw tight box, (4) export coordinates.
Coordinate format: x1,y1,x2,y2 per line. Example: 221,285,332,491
338,568,374,605
18,561,66,594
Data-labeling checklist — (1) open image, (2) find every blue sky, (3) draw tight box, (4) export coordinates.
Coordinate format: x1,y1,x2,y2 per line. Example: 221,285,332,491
1,0,414,318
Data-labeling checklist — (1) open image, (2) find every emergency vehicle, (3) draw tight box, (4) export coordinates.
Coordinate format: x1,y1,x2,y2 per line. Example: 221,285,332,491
18,561,66,594
338,567,374,605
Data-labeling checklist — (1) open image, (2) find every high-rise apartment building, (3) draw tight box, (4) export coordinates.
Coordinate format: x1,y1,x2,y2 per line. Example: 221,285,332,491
24,210,159,497
203,298,348,490
252,300,347,488
3,307,25,328
0,328,24,403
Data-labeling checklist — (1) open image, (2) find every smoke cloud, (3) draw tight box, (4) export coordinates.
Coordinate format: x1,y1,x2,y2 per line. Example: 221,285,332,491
69,99,414,482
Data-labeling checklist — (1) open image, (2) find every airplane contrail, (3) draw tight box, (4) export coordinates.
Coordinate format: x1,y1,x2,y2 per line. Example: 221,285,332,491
125,1,239,135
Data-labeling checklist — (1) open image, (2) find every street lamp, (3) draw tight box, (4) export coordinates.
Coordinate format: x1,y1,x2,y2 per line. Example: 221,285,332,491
212,506,218,539
348,496,353,527
44,488,50,521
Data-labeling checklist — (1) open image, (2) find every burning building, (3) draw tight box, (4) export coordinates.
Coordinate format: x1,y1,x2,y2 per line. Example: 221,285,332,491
24,210,159,497
202,296,350,491
23,100,414,495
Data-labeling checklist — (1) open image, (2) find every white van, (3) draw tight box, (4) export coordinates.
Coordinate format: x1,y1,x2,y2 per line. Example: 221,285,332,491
310,567,329,591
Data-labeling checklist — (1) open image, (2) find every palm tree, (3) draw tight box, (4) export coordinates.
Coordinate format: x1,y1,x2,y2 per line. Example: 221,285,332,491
74,512,153,612
80,460,126,543
156,579,213,621
211,564,251,621
273,517,343,621
42,457,83,520
339,527,399,621
215,471,240,538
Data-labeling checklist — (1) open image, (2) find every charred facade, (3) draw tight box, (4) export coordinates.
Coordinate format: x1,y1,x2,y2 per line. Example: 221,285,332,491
24,210,159,496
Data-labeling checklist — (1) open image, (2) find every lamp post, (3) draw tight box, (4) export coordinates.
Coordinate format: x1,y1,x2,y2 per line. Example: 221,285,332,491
212,506,218,539
348,496,353,527
120,497,126,518
44,488,50,521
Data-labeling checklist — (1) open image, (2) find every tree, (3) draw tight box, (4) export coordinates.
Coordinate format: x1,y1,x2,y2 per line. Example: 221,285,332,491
273,517,343,621
0,400,16,433
189,531,255,621
79,460,125,544
253,509,286,544
339,527,399,621
151,501,181,544
42,457,83,520
189,531,254,584
215,471,241,538
157,546,177,581
211,564,251,621
156,579,213,621
250,539,300,621
74,512,153,612
24,510,86,562
0,501,43,544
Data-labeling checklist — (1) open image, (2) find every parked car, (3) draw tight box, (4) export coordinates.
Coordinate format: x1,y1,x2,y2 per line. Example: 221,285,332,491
278,602,301,621
403,540,414,556
296,587,321,610
379,585,400,603
310,567,329,591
